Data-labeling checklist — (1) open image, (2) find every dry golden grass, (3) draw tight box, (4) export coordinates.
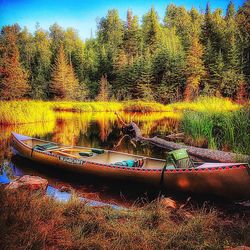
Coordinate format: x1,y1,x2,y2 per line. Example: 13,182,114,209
0,188,249,250
0,100,55,125
0,98,243,126
169,97,240,113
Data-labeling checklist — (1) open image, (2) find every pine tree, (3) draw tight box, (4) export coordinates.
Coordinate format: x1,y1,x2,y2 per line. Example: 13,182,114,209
164,4,195,49
50,46,79,99
142,7,161,53
204,50,224,96
184,36,206,101
124,10,141,63
221,35,245,98
31,27,52,99
236,0,250,97
96,74,110,101
226,0,235,20
201,3,213,44
0,26,29,100
136,52,154,100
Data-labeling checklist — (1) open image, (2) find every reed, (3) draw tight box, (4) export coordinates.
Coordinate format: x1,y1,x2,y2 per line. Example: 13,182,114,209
0,100,55,125
51,101,123,112
181,107,250,155
169,96,240,113
122,101,171,112
0,188,248,249
51,100,171,113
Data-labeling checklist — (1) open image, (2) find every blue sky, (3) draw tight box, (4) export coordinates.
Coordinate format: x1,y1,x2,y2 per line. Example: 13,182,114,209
0,0,245,40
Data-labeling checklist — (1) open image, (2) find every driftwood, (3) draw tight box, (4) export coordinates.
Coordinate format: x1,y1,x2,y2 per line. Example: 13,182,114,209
165,133,184,140
115,112,250,163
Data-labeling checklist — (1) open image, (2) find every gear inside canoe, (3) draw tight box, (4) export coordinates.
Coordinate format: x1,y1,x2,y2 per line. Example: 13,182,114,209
18,137,248,171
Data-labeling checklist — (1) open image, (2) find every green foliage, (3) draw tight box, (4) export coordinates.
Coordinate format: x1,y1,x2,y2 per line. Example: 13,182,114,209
0,2,249,101
142,7,161,52
184,36,206,101
181,107,250,154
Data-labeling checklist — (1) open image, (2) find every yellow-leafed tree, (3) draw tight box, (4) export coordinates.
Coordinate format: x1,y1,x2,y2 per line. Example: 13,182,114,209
50,46,79,99
96,74,110,101
184,36,206,101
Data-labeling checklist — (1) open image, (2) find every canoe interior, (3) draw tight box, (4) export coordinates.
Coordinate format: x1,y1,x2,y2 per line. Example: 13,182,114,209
19,137,249,171
21,138,167,169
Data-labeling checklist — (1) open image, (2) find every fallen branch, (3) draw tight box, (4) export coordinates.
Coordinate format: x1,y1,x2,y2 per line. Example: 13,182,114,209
165,133,184,140
115,113,250,163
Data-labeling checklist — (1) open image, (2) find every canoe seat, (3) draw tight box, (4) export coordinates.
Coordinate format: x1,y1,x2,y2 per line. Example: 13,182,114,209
33,143,59,151
112,158,144,168
79,149,104,157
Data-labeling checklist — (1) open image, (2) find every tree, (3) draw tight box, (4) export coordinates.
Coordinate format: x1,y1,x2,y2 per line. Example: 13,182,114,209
50,46,79,99
30,27,52,99
135,52,155,100
184,36,206,101
49,23,65,62
142,7,161,52
0,25,29,100
203,50,224,96
96,74,110,101
221,35,246,98
236,0,250,97
123,10,141,63
164,4,195,49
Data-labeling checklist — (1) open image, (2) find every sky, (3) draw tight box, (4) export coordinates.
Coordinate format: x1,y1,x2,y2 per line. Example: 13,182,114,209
0,0,245,40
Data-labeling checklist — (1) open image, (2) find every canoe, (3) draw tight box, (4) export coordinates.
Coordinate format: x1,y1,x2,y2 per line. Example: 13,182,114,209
11,132,250,199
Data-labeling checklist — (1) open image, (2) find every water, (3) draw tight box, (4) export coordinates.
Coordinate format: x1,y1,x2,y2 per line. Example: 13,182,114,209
0,111,181,207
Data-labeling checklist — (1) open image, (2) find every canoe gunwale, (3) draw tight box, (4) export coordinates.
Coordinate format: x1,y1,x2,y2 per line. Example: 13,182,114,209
11,132,249,174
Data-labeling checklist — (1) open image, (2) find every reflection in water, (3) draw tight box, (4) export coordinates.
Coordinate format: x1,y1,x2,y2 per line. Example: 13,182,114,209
0,111,180,206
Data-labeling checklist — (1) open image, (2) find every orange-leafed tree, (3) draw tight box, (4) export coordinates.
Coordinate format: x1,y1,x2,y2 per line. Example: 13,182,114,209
184,36,206,101
96,74,110,101
0,25,29,100
50,45,79,99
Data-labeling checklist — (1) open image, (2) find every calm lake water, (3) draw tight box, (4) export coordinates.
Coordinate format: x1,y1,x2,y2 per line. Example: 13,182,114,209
1,111,182,207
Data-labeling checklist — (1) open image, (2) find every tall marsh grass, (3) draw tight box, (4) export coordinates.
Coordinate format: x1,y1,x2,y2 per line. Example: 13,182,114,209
51,101,123,112
52,100,171,113
0,101,55,125
181,107,250,155
122,101,171,112
169,97,240,113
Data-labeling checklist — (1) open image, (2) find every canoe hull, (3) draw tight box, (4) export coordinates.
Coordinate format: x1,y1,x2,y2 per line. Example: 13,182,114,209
11,133,250,199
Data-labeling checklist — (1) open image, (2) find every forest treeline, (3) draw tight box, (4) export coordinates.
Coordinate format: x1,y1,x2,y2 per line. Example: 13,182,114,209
0,1,249,103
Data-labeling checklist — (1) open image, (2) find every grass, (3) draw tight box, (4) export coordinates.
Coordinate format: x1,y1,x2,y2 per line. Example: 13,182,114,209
0,100,171,124
181,106,250,155
0,100,55,125
52,100,171,113
0,187,249,249
0,97,241,125
169,96,240,113
51,101,123,112
122,101,171,112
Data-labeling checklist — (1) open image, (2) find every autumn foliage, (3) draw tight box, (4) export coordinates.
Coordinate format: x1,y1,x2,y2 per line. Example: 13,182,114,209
50,46,79,100
0,26,29,100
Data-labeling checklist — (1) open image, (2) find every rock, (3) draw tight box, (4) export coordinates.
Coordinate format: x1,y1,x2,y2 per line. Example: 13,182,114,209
59,185,71,193
5,175,48,192
160,197,177,209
